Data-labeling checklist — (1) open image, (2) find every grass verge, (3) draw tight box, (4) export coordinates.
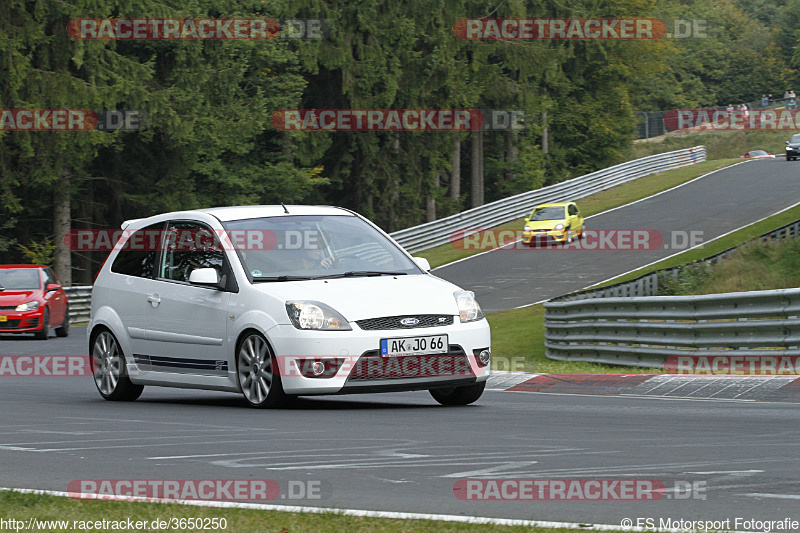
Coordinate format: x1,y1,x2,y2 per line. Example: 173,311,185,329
659,237,800,295
0,490,630,533
420,158,739,269
629,129,790,161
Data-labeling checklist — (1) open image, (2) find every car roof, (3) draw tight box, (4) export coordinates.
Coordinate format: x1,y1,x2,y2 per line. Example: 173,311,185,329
0,264,45,269
200,205,353,222
533,202,572,209
122,205,354,228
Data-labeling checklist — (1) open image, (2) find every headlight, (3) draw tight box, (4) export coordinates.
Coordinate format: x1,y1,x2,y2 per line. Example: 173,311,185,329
285,301,352,331
523,226,531,232
554,223,564,230
16,301,40,312
454,290,485,323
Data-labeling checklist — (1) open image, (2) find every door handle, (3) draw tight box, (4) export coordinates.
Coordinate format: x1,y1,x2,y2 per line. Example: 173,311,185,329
147,294,161,307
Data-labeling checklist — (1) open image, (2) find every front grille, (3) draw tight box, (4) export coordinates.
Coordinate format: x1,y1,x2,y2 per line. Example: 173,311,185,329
0,306,17,311
348,345,471,381
356,314,454,330
0,319,22,329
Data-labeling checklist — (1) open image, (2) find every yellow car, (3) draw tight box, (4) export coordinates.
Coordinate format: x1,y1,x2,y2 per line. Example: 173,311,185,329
522,202,585,245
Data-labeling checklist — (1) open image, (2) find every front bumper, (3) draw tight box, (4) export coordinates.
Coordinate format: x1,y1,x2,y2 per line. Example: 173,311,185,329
522,229,569,244
0,311,43,333
266,319,491,395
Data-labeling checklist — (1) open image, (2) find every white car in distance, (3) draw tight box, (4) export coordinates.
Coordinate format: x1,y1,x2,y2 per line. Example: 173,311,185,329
89,205,491,408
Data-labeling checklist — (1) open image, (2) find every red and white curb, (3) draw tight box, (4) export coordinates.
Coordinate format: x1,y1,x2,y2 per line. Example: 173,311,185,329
487,371,800,402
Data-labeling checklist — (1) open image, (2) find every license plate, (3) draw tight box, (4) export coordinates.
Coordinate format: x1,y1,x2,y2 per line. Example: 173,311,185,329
380,335,448,357
0,315,6,322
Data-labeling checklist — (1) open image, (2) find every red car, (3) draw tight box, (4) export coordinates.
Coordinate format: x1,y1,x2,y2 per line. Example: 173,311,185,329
0,265,69,339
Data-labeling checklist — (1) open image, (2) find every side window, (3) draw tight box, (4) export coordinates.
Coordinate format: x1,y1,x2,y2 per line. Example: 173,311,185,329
43,268,57,287
568,205,578,216
111,223,162,278
159,222,224,283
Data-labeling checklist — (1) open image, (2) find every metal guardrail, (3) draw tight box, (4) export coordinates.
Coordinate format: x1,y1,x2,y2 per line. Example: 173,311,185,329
544,288,800,368
389,146,706,253
552,217,800,303
64,286,92,324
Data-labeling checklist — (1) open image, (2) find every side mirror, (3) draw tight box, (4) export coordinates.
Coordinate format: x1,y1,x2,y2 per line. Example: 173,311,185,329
413,257,431,272
787,141,790,145
45,283,61,292
189,268,225,289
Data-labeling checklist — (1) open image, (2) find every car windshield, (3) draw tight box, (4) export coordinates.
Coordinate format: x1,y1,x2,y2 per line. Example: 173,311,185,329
223,215,421,280
750,150,768,156
0,269,40,290
530,207,566,221
792,135,800,143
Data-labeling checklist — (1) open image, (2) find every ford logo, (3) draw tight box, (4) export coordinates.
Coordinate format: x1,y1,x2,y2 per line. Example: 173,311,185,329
400,317,419,326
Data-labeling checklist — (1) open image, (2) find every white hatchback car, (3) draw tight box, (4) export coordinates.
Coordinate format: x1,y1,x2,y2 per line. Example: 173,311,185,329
89,205,491,408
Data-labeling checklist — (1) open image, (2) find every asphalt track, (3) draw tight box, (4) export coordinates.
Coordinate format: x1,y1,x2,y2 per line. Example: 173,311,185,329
2,330,800,528
435,159,800,312
4,161,800,530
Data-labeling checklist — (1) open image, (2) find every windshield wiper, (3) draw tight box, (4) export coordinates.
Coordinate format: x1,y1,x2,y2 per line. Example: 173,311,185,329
252,275,315,282
318,271,408,279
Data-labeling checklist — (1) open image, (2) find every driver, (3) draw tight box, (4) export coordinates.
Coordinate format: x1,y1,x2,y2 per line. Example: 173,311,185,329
296,245,334,270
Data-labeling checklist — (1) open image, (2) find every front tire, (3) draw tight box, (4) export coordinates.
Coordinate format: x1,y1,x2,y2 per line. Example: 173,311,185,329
430,381,486,406
91,329,144,401
34,308,49,340
55,305,70,337
236,332,289,408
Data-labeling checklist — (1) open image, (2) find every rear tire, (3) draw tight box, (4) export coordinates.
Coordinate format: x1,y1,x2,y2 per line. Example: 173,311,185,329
430,381,485,406
91,329,144,401
34,308,49,340
55,305,70,337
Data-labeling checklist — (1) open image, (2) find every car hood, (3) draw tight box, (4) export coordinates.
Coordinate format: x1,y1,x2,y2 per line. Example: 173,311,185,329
252,274,464,321
0,290,39,306
525,220,565,230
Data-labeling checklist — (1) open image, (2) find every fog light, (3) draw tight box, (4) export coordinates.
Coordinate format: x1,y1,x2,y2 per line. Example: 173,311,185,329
311,361,325,376
478,349,491,366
